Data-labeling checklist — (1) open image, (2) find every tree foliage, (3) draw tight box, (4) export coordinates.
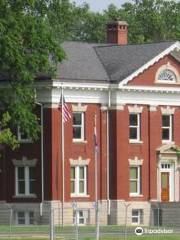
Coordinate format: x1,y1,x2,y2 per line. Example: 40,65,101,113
58,0,179,43
0,0,65,149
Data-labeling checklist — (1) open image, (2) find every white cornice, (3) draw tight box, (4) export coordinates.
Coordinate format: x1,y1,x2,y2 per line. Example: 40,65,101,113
120,85,180,94
119,41,180,86
52,80,110,91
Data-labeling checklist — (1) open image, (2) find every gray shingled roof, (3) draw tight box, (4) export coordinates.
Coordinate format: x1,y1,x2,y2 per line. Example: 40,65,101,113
58,41,176,83
57,42,109,82
95,41,176,82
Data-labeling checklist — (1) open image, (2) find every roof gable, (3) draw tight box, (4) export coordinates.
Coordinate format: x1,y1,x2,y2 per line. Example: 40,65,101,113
95,41,179,84
119,41,180,86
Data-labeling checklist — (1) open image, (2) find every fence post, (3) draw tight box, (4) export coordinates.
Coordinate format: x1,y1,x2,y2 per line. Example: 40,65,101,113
72,201,79,240
9,208,13,239
124,203,131,240
50,207,54,240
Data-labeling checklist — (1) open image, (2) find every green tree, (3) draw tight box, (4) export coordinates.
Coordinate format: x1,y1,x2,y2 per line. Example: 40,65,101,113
0,0,65,149
61,0,179,44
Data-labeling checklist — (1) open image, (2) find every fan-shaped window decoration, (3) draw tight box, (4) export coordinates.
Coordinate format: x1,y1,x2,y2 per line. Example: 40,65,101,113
158,69,177,82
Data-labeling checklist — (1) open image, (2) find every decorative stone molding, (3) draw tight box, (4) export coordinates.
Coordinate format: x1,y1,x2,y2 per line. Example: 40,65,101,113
100,106,108,111
128,156,143,166
69,156,90,166
150,105,157,112
109,105,124,111
12,156,37,167
72,103,87,112
128,105,143,113
157,143,176,153
161,106,175,115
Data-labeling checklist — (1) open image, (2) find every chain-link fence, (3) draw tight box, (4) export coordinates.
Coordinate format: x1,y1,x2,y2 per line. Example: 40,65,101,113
1,203,180,239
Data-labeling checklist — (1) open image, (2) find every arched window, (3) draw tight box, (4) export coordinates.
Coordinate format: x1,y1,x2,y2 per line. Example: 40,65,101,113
156,64,179,84
158,69,177,82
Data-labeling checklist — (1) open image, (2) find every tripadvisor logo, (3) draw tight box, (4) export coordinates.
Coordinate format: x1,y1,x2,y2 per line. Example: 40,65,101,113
135,226,173,236
135,227,144,236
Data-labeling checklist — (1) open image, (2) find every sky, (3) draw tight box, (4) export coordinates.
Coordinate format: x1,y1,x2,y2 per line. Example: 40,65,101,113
70,0,130,12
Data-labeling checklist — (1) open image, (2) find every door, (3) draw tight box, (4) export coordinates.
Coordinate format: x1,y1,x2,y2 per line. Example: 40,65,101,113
161,172,169,202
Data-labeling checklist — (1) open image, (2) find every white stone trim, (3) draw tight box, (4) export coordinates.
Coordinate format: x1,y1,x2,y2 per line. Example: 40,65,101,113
119,41,180,86
109,105,124,110
128,156,143,166
100,106,108,111
128,105,143,113
72,103,87,112
161,106,175,115
12,157,37,167
69,156,90,166
150,106,157,112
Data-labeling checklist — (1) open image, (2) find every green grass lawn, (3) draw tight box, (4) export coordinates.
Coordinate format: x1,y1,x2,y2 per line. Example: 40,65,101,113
1,236,180,240
0,225,180,240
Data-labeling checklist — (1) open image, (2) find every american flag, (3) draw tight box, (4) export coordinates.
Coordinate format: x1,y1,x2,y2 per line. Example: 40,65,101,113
58,96,71,123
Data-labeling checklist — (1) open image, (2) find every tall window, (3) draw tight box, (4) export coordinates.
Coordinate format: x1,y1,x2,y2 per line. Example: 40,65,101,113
73,112,84,141
162,115,173,142
15,166,36,196
130,166,141,195
71,166,87,196
129,113,140,142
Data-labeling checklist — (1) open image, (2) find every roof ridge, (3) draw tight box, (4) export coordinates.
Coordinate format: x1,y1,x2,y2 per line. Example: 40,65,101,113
95,41,177,49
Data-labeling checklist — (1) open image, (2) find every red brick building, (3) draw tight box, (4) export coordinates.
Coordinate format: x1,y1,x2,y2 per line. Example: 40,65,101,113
0,21,180,226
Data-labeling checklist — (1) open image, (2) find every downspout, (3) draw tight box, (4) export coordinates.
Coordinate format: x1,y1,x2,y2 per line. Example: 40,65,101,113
36,102,44,216
107,87,111,215
148,106,151,201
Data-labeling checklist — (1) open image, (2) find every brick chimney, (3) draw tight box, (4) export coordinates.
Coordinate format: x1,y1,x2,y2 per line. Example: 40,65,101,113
107,21,128,45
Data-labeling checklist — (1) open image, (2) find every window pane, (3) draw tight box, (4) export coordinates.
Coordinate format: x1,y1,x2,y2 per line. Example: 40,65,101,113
132,217,138,223
130,114,137,126
130,128,137,139
162,129,169,140
130,181,137,193
29,212,34,225
132,210,139,217
79,211,83,217
79,181,84,193
79,218,84,224
130,168,137,179
73,113,82,125
162,115,170,127
73,127,81,139
20,132,28,140
71,167,75,179
29,181,35,194
18,167,25,179
18,181,25,194
79,167,84,179
18,212,25,225
18,212,25,218
71,181,75,193
29,167,35,179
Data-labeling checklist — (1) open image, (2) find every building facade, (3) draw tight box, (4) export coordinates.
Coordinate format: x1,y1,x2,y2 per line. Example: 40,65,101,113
0,21,180,226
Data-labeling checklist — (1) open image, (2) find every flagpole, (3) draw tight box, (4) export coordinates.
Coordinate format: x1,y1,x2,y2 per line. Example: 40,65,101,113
61,85,65,227
94,114,99,240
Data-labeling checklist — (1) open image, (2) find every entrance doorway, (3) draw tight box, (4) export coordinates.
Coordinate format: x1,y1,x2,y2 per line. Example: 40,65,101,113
161,172,169,202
